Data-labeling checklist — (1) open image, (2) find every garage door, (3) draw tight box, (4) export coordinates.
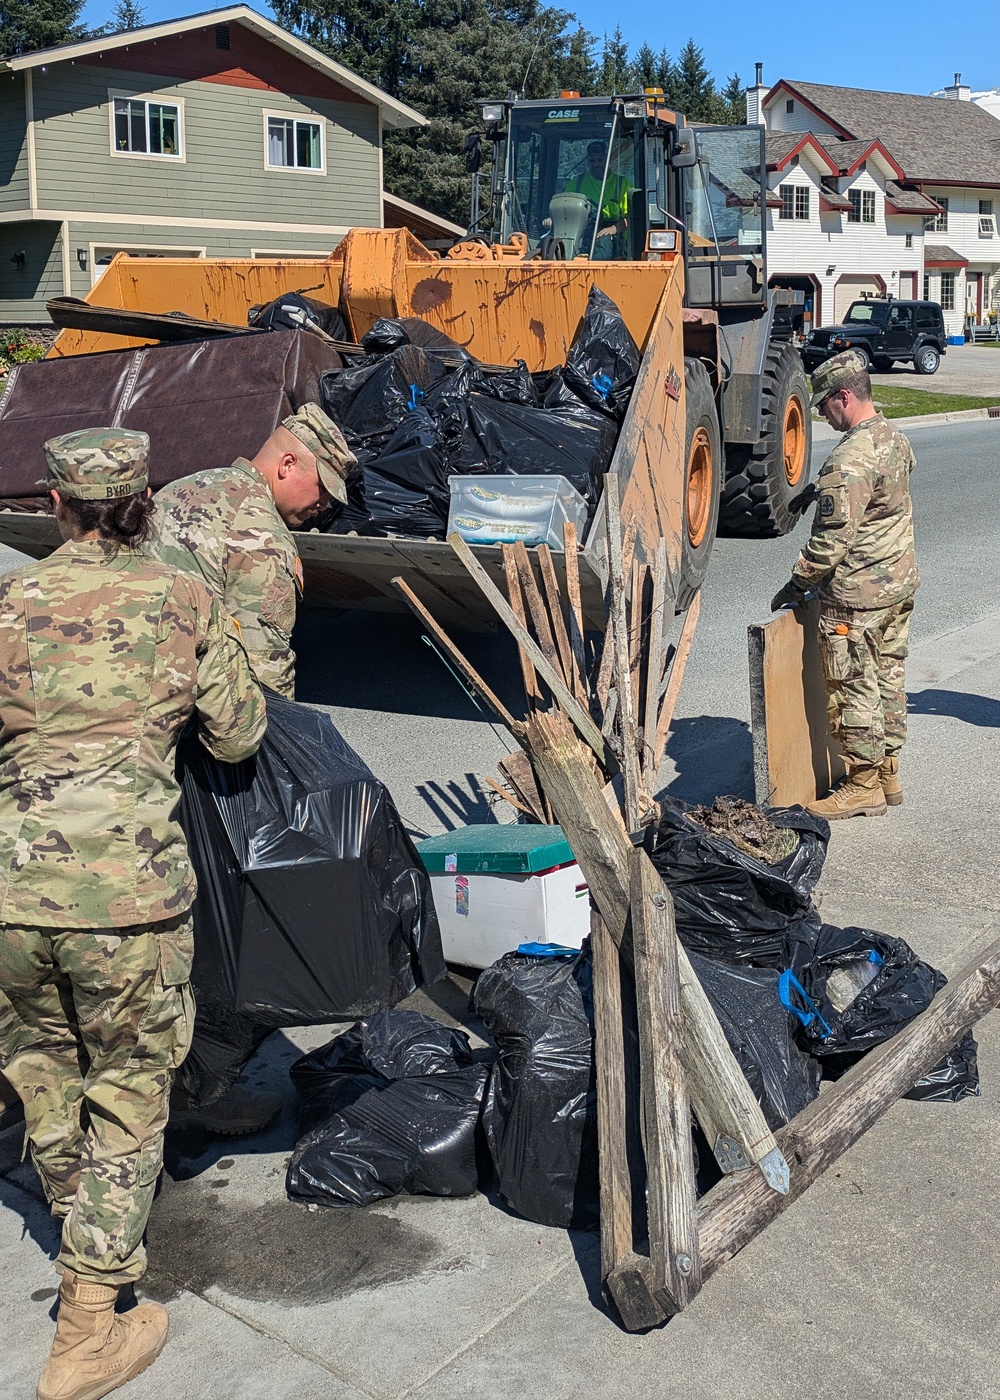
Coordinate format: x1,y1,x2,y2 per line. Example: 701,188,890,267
835,276,882,323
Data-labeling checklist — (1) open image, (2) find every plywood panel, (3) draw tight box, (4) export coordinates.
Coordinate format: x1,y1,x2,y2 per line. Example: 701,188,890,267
748,599,846,807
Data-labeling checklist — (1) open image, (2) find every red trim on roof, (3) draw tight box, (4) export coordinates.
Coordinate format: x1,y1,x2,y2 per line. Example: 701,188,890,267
762,81,854,138
925,256,967,267
839,140,905,180
768,133,838,175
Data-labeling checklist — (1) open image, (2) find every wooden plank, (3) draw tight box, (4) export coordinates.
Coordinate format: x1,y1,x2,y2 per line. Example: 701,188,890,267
449,532,618,774
630,849,701,1312
524,709,785,1182
497,748,551,825
604,475,642,829
502,545,542,712
538,544,577,694
748,598,847,806
652,591,701,774
696,934,1000,1284
513,541,564,686
562,521,590,707
484,774,534,818
641,538,668,788
391,576,525,740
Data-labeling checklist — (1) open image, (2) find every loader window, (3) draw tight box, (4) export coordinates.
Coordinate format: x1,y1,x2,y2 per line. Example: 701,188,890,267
686,127,764,255
506,102,639,259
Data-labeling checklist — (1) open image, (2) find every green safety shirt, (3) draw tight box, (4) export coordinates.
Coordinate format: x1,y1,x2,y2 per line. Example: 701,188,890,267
565,170,633,223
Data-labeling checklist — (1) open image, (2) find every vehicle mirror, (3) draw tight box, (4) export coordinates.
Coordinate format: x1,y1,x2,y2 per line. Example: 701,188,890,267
670,128,698,168
464,132,483,174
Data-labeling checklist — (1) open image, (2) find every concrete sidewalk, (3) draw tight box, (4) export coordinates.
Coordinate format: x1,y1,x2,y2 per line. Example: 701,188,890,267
2,615,999,1400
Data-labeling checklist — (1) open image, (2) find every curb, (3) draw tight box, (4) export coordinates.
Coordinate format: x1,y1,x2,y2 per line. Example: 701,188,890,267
812,405,999,441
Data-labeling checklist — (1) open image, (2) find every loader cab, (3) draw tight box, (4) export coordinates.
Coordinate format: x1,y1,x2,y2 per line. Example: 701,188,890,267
471,96,767,305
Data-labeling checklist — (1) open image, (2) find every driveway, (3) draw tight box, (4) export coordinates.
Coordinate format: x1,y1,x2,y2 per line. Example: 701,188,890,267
868,341,1000,396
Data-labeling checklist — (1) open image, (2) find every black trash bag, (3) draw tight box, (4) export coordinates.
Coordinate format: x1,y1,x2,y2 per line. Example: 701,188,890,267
563,285,641,420
646,796,830,966
456,393,618,503
470,359,539,405
689,951,821,1130
474,949,598,1230
907,1030,980,1103
175,997,274,1108
361,317,411,354
286,1010,488,1208
363,459,448,537
248,292,347,341
320,344,445,446
176,695,445,1101
784,922,980,1101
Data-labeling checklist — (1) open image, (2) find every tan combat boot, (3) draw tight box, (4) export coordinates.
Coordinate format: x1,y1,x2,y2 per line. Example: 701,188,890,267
36,1273,168,1400
879,755,902,806
806,765,887,821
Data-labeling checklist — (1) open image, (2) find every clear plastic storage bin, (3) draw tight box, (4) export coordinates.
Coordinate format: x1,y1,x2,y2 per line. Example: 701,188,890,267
447,474,588,550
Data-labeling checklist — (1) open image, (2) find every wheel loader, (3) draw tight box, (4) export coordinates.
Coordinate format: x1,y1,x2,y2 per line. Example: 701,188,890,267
0,92,810,629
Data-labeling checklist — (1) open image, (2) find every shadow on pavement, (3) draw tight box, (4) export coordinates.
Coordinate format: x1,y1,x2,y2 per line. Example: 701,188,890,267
659,715,755,804
908,688,1000,727
293,608,526,720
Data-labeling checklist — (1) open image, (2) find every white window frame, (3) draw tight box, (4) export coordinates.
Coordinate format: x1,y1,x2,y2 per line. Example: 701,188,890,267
978,215,996,238
847,188,876,224
939,270,956,311
263,110,326,175
89,242,205,285
250,248,333,258
108,90,185,162
924,196,948,233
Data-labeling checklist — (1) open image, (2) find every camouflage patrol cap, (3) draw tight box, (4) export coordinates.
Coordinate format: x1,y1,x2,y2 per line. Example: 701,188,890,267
43,427,149,500
809,350,869,407
282,402,355,507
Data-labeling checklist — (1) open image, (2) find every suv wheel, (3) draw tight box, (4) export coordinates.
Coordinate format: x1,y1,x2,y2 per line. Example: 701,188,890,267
914,345,941,375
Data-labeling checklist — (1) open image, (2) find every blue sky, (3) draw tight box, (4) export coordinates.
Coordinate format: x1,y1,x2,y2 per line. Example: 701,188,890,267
82,0,1000,97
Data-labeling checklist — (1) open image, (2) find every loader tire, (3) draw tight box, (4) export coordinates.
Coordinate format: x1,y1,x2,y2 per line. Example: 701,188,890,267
718,341,811,538
677,357,722,612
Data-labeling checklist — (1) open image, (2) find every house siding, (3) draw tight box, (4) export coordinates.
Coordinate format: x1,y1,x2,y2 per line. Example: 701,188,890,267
0,73,30,213
768,157,926,325
0,222,65,322
767,96,840,137
30,61,382,229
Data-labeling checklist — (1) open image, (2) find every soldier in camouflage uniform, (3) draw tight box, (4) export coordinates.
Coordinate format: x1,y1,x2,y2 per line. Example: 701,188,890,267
0,429,266,1400
771,350,919,819
148,402,355,698
146,403,353,1136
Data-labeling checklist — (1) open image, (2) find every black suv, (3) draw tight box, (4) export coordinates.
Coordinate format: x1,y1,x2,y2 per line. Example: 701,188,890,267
802,299,947,375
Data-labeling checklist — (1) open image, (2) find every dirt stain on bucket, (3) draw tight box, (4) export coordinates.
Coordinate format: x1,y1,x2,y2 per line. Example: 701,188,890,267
144,1176,448,1307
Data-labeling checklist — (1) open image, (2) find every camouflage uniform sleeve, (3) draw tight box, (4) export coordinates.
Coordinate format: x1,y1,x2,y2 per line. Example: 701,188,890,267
791,440,877,591
193,588,268,764
223,492,299,699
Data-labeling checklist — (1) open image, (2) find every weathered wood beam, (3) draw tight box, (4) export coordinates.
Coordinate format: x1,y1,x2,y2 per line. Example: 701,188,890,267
562,521,590,708
603,475,642,829
652,590,701,774
696,935,1000,1281
449,533,618,774
630,848,702,1312
502,544,542,713
524,709,786,1188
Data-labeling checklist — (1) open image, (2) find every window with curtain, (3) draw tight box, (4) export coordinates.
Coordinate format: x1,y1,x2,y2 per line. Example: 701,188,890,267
267,116,322,170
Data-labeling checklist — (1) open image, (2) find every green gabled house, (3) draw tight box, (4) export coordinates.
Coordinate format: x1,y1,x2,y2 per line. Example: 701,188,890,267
0,5,444,324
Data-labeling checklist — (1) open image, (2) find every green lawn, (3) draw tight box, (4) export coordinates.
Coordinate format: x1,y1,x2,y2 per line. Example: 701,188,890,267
813,385,1000,420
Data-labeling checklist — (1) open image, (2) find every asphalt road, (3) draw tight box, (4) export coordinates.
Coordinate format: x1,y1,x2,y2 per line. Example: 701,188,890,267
866,341,1000,396
2,418,1000,1399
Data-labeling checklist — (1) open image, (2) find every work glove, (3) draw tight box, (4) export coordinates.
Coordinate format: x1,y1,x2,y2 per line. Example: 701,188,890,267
788,481,818,515
770,579,806,612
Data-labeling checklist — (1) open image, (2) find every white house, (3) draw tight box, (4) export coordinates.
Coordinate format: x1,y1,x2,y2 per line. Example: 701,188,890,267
748,73,1000,337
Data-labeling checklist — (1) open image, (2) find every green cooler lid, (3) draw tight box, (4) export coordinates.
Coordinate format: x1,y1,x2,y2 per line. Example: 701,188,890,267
415,824,575,875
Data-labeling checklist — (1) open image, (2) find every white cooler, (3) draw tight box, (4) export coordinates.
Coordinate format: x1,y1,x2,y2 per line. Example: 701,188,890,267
415,825,590,969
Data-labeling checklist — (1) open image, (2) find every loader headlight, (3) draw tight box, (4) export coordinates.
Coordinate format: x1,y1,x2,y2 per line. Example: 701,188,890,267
647,230,678,251
480,103,505,125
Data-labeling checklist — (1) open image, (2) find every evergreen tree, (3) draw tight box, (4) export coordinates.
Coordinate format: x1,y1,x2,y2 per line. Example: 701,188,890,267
0,0,86,55
597,25,630,94
666,39,720,123
720,72,745,125
631,41,674,95
112,0,144,30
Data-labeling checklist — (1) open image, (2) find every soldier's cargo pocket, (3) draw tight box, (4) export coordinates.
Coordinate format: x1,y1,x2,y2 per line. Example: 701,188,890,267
129,921,195,1071
818,615,865,685
113,1138,164,1262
